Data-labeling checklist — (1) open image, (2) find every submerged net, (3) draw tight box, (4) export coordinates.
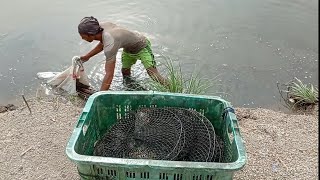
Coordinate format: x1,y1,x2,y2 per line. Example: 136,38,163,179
93,107,225,162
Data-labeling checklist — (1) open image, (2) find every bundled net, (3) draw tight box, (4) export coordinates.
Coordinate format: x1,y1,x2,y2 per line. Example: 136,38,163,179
93,107,225,162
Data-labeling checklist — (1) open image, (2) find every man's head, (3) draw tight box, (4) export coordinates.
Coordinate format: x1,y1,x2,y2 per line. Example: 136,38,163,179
78,16,104,42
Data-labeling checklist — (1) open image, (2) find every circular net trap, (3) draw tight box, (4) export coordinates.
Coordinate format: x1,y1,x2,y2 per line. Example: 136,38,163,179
93,107,225,162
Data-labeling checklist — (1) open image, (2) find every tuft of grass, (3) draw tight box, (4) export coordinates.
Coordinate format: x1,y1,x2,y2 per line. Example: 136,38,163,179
278,77,318,110
288,77,318,105
146,59,218,95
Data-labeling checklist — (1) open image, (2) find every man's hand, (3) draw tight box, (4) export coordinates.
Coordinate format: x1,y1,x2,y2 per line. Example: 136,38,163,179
80,55,90,63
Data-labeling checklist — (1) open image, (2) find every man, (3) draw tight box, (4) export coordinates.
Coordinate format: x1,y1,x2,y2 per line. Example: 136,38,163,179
78,16,166,91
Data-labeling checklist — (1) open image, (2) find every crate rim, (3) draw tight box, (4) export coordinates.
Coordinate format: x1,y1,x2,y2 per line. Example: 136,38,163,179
66,91,247,171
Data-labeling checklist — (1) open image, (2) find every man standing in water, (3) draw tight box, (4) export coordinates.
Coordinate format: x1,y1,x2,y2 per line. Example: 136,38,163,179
78,16,166,91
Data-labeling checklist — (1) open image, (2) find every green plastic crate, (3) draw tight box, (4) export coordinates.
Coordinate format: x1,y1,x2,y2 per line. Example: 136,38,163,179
66,91,246,180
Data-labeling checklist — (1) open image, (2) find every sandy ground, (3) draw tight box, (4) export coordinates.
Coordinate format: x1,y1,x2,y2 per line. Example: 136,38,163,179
0,95,318,180
234,108,318,180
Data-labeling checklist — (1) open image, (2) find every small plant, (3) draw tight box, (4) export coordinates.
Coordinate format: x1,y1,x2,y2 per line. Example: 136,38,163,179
68,95,78,103
146,59,218,95
277,77,318,111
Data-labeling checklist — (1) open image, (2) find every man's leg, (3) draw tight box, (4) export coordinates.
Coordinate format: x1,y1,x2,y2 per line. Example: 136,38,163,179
121,51,137,78
121,51,137,87
139,39,168,86
146,67,167,85
121,68,131,77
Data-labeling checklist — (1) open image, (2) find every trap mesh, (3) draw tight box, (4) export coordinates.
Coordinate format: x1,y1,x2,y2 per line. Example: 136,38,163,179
93,107,225,162
93,114,135,158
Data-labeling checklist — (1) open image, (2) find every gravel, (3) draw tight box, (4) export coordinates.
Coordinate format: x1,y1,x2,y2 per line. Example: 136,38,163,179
0,96,82,180
0,96,318,180
234,108,318,180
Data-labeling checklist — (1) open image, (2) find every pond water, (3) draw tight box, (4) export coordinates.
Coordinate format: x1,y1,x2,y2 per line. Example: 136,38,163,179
0,0,318,109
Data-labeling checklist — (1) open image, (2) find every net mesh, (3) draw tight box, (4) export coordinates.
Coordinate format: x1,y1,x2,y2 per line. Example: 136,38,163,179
93,107,225,162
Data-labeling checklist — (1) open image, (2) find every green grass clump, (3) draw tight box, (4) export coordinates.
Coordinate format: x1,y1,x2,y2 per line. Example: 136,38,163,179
278,77,318,110
146,59,218,95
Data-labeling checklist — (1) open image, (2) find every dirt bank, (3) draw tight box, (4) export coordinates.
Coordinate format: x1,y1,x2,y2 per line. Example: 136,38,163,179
0,96,318,179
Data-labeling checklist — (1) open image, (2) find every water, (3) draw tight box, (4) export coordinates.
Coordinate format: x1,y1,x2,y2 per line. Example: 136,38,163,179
0,0,318,109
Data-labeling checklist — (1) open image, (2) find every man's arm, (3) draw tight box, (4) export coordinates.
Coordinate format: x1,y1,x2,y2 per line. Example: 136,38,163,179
81,42,104,62
100,57,116,91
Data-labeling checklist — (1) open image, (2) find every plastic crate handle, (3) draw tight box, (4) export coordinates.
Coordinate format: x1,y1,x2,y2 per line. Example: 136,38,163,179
223,106,247,165
76,112,88,128
222,107,242,136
